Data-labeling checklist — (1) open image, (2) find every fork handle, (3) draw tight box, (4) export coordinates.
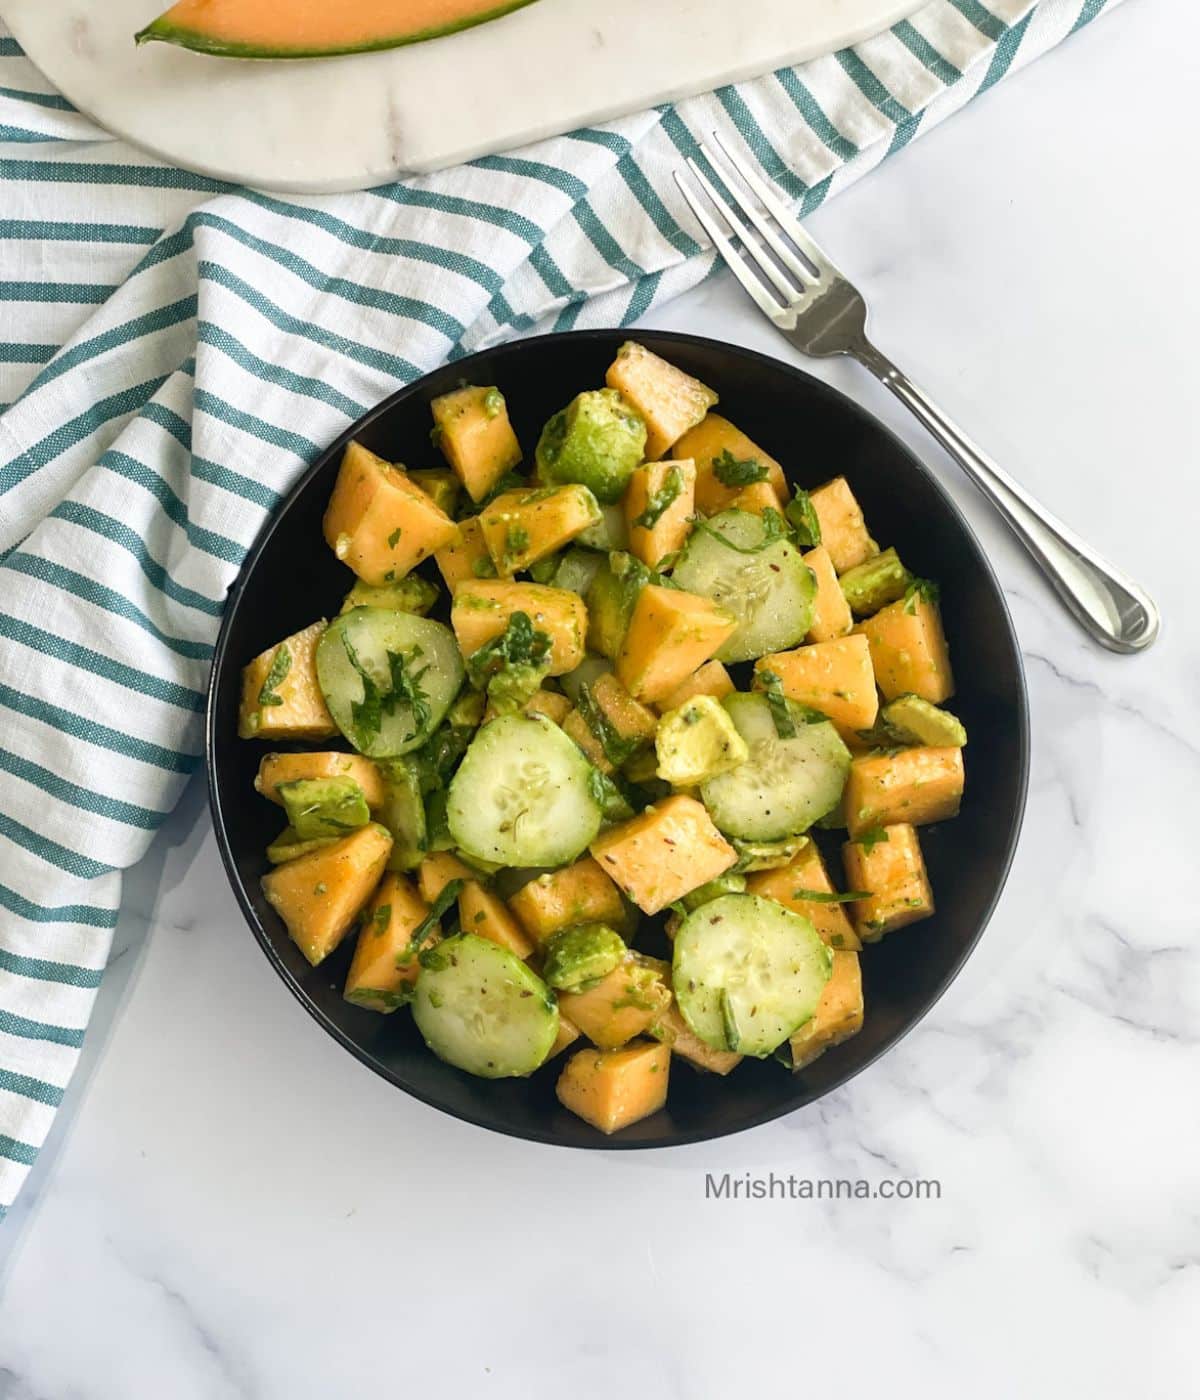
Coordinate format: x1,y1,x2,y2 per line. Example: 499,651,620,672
852,341,1160,654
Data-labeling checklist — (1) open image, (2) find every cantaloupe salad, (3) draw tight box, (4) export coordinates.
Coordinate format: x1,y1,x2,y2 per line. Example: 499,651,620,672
239,340,967,1133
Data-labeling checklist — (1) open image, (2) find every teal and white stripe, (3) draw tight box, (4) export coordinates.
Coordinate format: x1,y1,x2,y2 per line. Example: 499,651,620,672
0,0,1124,1211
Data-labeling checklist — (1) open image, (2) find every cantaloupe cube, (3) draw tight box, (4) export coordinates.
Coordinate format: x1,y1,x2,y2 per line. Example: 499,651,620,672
649,1001,742,1075
802,545,854,643
855,594,954,703
654,659,735,714
323,442,459,586
479,485,601,574
746,840,862,951
484,687,572,725
435,515,496,590
549,1012,582,1059
809,476,878,574
459,881,534,959
556,957,672,1049
345,872,438,1010
727,479,784,518
416,850,474,904
255,752,384,810
239,620,337,741
672,413,788,516
566,671,659,774
842,824,933,940
616,584,736,705
451,580,586,676
509,857,626,943
625,458,696,568
590,794,737,915
844,746,964,837
262,823,392,965
605,342,718,460
789,950,863,1068
755,634,879,733
431,384,523,503
556,1039,670,1134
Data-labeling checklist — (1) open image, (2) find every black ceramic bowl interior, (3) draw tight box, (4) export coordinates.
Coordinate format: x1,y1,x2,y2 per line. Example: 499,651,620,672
207,329,1028,1149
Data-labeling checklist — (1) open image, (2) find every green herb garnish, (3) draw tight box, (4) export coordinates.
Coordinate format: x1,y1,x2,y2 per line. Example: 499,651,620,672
403,879,463,966
576,681,641,769
632,465,684,531
856,826,890,853
372,903,393,934
756,669,796,739
784,488,821,547
791,889,872,904
712,449,769,489
387,527,402,548
483,388,505,418
341,632,431,748
693,506,789,554
347,986,415,1011
257,643,291,708
471,555,498,578
903,577,940,614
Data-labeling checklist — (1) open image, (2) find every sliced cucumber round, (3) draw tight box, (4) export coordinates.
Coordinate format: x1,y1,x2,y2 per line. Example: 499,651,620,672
673,894,832,1057
446,711,602,868
670,509,816,663
316,608,464,758
413,934,559,1078
701,693,850,841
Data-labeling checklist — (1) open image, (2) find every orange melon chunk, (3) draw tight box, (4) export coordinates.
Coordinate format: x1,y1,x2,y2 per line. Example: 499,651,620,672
746,841,862,951
345,872,438,1011
844,746,964,838
451,580,586,677
855,594,955,704
556,1040,670,1134
672,414,788,516
434,515,496,591
431,385,523,503
605,342,717,460
802,545,854,644
809,477,878,574
556,958,672,1050
788,950,864,1069
416,851,474,905
616,584,736,705
842,824,933,941
654,659,735,715
625,459,697,568
478,485,601,574
508,857,626,943
239,620,337,742
649,1002,742,1076
262,824,392,966
755,634,879,734
458,882,534,959
590,795,736,916
323,442,459,587
255,752,384,810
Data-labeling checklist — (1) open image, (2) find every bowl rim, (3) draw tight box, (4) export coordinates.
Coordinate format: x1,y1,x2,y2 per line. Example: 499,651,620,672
205,327,1030,1150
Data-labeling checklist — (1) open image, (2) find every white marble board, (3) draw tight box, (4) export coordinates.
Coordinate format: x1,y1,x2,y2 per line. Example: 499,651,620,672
1,0,922,191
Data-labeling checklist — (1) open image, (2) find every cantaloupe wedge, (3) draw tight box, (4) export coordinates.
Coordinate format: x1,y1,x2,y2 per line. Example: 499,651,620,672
255,752,385,810
458,881,534,959
416,850,474,904
262,823,392,966
590,795,737,916
136,0,539,59
755,634,879,734
788,950,863,1069
802,545,854,644
672,414,788,516
624,459,697,569
842,823,933,941
615,584,736,705
746,841,862,952
556,957,671,1050
508,857,626,943
556,1040,670,1134
451,580,586,676
239,620,337,742
844,746,964,837
345,872,438,1011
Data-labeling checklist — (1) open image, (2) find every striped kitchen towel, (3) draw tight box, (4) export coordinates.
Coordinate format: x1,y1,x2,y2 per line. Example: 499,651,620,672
0,0,1125,1211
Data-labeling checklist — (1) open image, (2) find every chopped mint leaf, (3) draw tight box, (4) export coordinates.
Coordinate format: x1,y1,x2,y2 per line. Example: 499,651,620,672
403,879,462,964
387,527,402,548
694,506,788,554
756,669,796,740
784,488,821,547
257,643,291,709
632,465,684,531
903,577,940,614
372,903,392,933
856,826,890,853
577,681,640,768
712,449,768,488
791,889,872,904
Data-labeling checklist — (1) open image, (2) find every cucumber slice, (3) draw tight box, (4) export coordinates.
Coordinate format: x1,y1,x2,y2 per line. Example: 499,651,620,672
316,608,465,758
701,693,851,841
413,934,559,1078
670,510,816,663
673,894,832,1057
446,711,602,867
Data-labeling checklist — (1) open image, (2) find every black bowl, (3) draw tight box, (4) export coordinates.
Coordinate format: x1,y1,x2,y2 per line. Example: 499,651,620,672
207,329,1028,1148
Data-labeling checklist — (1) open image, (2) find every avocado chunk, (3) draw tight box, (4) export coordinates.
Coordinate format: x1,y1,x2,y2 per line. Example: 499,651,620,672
838,546,910,617
375,760,428,870
407,468,461,517
465,610,554,715
655,694,749,787
535,389,647,505
586,551,650,660
265,826,338,865
731,834,810,872
277,776,371,840
681,873,748,911
541,923,627,993
340,575,440,617
882,694,968,748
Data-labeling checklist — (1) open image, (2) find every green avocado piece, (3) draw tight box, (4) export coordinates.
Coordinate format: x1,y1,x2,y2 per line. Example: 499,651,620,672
340,575,439,617
375,761,428,871
731,834,810,872
278,777,370,840
882,694,968,748
265,826,338,865
838,547,910,617
681,873,748,912
535,389,647,505
406,468,461,517
585,551,651,660
655,694,750,787
541,923,627,993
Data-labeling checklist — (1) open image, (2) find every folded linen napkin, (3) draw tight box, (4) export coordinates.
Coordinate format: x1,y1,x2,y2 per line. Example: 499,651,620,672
0,0,1123,1212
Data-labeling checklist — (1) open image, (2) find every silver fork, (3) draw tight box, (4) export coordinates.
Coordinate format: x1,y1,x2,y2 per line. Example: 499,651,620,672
674,133,1159,655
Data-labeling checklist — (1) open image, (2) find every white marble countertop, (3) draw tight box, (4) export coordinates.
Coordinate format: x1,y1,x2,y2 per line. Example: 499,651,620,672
1,2,1196,1393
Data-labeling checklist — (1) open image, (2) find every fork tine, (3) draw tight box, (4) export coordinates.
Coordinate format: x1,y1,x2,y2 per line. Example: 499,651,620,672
683,157,800,305
709,128,838,281
672,169,790,324
698,140,818,290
